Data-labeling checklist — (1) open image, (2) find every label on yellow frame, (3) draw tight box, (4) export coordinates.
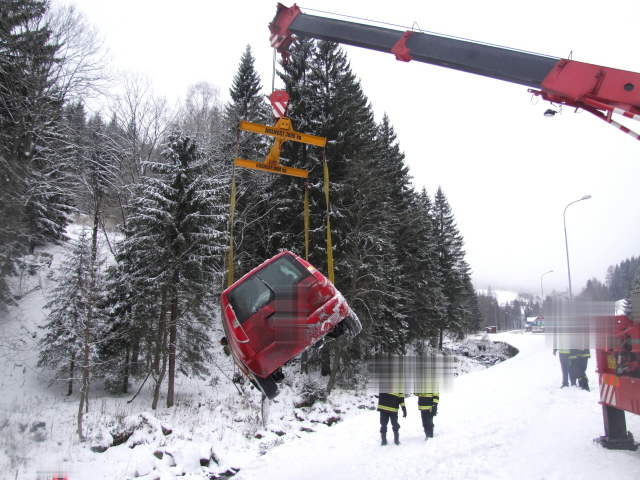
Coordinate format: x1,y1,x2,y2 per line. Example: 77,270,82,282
234,158,308,178
239,119,327,147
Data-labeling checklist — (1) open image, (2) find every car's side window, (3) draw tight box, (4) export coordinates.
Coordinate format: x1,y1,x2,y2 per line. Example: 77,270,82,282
227,255,310,325
260,256,307,287
229,276,272,324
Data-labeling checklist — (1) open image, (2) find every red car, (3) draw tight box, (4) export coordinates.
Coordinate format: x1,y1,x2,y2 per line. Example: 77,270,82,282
221,251,361,398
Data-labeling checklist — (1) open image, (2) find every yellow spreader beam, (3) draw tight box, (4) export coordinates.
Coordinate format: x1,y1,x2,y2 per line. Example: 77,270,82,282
236,117,326,177
234,158,308,178
239,117,326,147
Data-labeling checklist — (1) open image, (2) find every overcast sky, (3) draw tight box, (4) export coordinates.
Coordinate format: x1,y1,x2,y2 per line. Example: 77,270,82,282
64,0,640,297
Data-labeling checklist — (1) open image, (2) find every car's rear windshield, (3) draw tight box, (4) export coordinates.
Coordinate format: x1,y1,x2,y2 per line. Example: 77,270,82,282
227,254,310,324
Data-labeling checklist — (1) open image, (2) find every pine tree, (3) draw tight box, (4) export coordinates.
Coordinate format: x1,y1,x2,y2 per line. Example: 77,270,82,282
333,149,393,359
607,257,640,301
279,39,377,273
115,131,227,409
279,40,379,376
0,1,106,304
37,228,101,395
432,187,476,348
269,37,320,262
462,276,482,332
623,265,640,318
223,45,274,281
0,0,69,303
577,278,611,301
409,189,447,343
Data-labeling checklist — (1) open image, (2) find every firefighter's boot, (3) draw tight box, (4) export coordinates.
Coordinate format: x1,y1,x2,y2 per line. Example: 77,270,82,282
579,377,590,392
425,426,434,439
393,429,400,445
380,432,387,446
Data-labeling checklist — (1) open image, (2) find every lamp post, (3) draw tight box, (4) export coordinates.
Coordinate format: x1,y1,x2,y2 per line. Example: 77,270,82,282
540,270,553,304
564,195,591,300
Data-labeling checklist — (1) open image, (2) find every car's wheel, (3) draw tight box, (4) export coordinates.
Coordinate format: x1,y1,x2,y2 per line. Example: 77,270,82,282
326,320,347,339
271,367,285,384
343,311,362,338
327,311,362,339
251,373,280,400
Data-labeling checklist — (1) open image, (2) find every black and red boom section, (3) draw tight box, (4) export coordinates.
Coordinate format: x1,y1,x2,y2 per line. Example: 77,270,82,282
269,3,640,139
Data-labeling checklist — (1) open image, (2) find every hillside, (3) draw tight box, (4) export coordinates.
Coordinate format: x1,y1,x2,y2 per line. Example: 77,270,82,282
1,234,639,479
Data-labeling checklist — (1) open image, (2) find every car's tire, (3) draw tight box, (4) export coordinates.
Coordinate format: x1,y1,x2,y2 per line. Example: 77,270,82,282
343,311,362,338
251,373,280,400
326,311,362,339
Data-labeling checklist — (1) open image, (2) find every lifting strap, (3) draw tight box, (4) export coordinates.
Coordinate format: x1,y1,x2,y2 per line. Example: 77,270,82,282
227,134,240,288
304,180,309,262
227,166,237,288
323,149,334,283
227,168,309,287
226,108,330,287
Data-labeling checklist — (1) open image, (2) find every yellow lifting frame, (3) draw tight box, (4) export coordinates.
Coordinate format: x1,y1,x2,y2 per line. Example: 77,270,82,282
227,116,332,287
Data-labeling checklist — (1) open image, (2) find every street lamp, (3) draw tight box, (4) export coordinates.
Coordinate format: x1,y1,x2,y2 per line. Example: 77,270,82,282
540,270,553,304
564,195,591,300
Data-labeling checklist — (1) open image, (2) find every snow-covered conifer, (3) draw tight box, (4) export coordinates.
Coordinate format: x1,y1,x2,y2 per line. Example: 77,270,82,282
112,131,227,408
37,228,104,395
432,187,476,348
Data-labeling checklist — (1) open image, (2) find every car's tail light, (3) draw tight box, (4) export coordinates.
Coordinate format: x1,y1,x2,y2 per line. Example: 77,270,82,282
304,264,327,284
226,304,250,343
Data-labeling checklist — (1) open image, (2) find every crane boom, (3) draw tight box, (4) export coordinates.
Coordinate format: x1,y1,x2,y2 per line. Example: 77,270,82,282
269,3,640,139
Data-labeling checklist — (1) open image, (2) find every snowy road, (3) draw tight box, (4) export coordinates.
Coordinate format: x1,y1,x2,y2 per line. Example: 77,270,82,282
236,332,640,480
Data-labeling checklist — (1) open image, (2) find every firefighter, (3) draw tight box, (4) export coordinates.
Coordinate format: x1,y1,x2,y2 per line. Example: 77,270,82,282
570,349,591,391
553,349,575,388
415,392,439,440
376,393,406,446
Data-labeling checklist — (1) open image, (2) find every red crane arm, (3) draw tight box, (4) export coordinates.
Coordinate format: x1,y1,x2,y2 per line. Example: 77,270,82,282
269,3,640,139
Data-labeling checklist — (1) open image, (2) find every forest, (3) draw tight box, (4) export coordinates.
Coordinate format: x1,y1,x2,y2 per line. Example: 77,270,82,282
2,1,638,442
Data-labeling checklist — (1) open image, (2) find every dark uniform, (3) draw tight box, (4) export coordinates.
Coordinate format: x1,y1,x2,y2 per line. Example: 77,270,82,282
377,393,406,445
554,349,575,387
415,393,439,440
569,349,590,391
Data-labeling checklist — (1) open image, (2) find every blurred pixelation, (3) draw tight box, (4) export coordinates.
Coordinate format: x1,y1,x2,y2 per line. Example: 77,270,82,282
368,355,455,393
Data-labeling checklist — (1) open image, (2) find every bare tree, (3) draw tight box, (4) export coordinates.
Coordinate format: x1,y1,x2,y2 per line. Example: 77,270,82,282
46,4,112,102
106,72,174,227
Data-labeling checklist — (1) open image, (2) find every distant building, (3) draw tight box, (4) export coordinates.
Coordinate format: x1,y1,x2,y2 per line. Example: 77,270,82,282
525,315,544,333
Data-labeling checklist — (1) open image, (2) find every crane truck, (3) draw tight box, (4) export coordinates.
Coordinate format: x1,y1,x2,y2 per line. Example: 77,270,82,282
268,3,640,450
269,3,640,140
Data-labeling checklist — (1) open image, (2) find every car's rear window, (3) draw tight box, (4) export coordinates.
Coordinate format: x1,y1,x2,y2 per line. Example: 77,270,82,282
227,254,310,324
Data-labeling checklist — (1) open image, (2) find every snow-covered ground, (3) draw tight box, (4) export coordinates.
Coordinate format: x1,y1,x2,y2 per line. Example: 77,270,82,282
237,332,640,480
1,232,639,479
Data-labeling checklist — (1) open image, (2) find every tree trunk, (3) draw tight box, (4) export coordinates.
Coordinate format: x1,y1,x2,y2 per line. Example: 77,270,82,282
300,351,308,374
320,344,331,376
77,206,100,440
166,281,178,408
152,288,168,410
123,346,130,394
132,337,140,374
326,337,346,394
68,353,75,396
152,338,161,374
